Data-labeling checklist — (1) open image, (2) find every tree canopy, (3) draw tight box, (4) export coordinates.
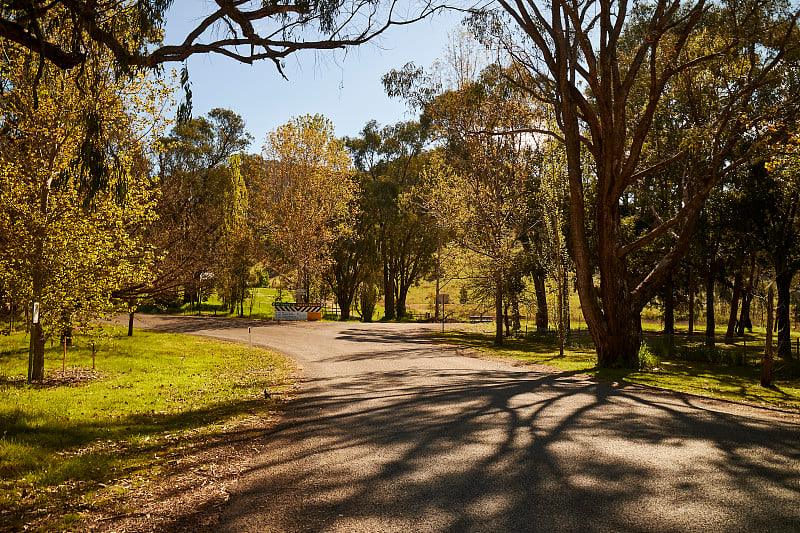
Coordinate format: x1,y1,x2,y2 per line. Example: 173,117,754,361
0,0,444,73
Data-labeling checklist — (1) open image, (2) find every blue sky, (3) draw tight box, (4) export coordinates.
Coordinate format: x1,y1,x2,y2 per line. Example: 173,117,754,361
163,2,465,148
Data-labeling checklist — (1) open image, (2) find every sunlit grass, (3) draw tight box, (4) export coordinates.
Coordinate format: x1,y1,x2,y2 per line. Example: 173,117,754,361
0,327,296,531
435,328,800,412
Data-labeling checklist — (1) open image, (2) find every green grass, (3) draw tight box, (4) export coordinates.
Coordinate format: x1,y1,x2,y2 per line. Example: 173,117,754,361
149,286,359,320
147,286,283,319
435,327,800,412
0,328,296,531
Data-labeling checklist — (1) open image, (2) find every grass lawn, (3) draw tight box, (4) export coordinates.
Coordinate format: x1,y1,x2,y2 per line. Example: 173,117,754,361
436,325,800,412
0,327,296,531
155,287,282,320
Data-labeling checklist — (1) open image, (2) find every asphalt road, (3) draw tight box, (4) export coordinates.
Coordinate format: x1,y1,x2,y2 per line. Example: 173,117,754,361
130,315,800,532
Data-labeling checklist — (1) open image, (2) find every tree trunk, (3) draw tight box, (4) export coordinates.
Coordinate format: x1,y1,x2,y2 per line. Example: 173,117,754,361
737,253,757,336
395,289,408,320
738,293,753,335
29,180,50,382
593,223,641,367
664,273,674,335
128,311,135,337
512,294,521,331
382,261,395,320
31,322,45,381
534,270,548,331
776,269,793,359
705,264,715,347
562,276,570,331
762,285,775,387
494,272,503,346
725,271,743,342
688,269,695,336
30,251,45,382
340,294,352,320
594,304,641,368
435,245,440,320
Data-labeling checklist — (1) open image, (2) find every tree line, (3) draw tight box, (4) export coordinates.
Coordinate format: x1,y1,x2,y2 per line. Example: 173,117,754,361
2,0,800,382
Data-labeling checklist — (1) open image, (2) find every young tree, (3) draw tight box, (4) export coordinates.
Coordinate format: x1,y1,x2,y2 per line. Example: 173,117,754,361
0,40,165,380
218,154,257,315
536,134,571,355
387,34,540,342
258,114,357,302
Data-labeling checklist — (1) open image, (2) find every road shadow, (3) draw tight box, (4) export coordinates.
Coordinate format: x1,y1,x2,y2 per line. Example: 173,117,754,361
335,325,441,346
126,314,285,334
219,367,800,532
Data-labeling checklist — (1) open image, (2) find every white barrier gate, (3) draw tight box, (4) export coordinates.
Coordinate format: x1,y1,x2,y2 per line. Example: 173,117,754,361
273,303,323,321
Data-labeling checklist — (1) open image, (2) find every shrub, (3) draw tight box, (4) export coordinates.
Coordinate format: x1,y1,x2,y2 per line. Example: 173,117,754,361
638,343,661,371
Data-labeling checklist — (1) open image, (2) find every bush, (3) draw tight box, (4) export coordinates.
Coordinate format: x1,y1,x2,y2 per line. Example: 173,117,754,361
638,343,660,371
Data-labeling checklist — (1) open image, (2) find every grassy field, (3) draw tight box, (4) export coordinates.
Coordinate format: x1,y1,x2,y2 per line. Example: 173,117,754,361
436,323,800,411
147,274,774,333
0,327,296,531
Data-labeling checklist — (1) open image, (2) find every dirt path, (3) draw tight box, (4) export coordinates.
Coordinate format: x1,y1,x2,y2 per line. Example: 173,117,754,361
126,315,800,532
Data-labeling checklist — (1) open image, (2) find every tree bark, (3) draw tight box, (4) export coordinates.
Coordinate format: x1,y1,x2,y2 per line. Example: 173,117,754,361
382,260,395,320
31,322,45,381
663,273,674,335
761,285,775,387
738,293,753,335
395,290,408,320
435,246,440,320
725,271,743,342
688,268,695,336
29,178,50,382
593,305,642,368
534,270,548,331
593,207,641,368
494,271,503,346
339,294,352,320
738,254,757,336
776,269,794,359
512,294,521,331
